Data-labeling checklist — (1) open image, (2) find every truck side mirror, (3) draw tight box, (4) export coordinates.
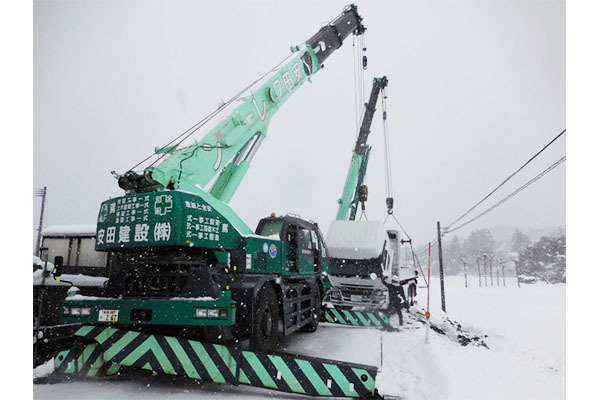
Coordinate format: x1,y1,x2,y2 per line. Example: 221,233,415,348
53,256,64,277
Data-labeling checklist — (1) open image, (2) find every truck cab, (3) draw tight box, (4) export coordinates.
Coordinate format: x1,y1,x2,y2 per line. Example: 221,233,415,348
325,220,417,310
255,214,328,275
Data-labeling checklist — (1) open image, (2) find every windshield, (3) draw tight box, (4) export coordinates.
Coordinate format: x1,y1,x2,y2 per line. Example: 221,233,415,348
257,220,283,238
328,257,383,278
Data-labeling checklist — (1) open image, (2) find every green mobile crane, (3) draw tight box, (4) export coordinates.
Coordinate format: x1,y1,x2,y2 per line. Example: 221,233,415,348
56,5,365,351
44,7,390,399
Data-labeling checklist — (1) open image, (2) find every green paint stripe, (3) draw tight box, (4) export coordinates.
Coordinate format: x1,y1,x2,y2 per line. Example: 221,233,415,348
243,352,278,389
238,368,250,384
103,331,140,361
213,344,237,378
295,359,332,396
94,327,119,345
165,336,200,379
324,363,355,397
342,310,359,326
355,311,372,326
106,363,121,376
80,344,97,368
114,335,174,375
366,312,382,327
325,311,335,323
75,325,94,337
330,308,347,324
54,350,70,369
352,367,375,393
268,355,306,394
145,337,175,374
190,341,226,383
378,312,390,324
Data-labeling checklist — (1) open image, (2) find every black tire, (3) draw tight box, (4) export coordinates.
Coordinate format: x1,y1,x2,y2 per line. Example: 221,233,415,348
250,284,280,351
300,284,321,333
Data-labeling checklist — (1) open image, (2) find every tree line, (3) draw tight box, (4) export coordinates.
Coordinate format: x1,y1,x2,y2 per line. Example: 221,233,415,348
424,227,566,284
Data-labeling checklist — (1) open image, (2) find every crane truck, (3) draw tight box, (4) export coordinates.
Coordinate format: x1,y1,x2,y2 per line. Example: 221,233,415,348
43,5,389,399
326,77,418,311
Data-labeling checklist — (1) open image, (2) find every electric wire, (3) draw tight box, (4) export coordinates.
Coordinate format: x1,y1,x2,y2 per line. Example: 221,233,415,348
445,129,566,229
445,156,566,234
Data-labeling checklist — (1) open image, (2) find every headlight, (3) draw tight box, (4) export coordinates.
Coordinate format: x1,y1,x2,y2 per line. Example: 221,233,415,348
195,309,208,318
207,309,219,318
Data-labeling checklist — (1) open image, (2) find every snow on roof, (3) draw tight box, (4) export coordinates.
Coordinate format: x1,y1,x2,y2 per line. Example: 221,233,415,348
42,224,97,237
33,269,108,287
326,220,387,259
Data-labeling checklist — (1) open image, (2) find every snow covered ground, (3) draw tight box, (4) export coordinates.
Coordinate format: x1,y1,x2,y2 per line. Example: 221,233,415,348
33,276,565,399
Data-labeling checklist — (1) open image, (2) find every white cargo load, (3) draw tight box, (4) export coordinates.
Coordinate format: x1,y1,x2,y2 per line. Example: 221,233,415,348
326,220,388,260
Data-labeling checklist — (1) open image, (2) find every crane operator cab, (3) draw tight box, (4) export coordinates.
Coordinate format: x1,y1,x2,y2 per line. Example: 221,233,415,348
255,214,329,275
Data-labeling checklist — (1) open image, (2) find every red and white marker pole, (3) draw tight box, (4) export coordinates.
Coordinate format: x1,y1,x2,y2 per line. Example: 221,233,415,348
426,242,432,344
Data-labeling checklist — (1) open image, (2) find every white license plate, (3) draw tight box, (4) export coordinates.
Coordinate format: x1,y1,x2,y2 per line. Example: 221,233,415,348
350,295,362,302
98,309,119,323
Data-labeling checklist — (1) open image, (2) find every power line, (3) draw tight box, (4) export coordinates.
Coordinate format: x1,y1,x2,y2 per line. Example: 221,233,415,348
445,129,566,229
445,156,566,234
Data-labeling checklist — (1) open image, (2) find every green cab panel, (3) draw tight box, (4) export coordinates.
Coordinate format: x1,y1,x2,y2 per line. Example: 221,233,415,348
95,190,253,252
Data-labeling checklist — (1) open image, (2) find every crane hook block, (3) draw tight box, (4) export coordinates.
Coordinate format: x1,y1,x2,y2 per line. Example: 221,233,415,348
358,185,369,202
386,197,394,214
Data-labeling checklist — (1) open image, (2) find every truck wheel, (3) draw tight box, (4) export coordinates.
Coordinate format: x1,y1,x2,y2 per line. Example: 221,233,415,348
300,285,321,333
250,284,280,351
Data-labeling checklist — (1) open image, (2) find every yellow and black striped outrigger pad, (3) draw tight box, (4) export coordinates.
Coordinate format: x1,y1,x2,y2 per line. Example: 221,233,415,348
53,325,378,398
321,307,392,330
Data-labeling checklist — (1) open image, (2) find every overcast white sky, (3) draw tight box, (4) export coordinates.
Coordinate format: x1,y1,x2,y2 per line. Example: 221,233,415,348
33,0,565,248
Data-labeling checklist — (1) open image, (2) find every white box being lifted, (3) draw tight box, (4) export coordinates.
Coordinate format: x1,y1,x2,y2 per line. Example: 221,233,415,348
326,220,417,310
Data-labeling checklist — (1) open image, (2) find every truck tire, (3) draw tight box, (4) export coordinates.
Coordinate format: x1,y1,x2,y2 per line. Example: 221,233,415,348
300,284,321,333
250,283,280,351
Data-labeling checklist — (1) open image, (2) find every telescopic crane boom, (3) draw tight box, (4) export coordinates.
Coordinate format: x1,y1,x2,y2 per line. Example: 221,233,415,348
336,76,388,220
117,5,365,204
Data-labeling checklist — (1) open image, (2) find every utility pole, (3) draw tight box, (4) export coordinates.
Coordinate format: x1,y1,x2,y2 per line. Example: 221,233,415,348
462,259,468,288
513,259,521,288
483,254,488,286
437,221,446,312
500,258,505,286
35,186,47,256
489,254,494,286
475,256,481,287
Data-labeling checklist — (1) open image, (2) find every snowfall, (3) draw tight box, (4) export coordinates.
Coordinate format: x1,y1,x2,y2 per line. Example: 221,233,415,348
33,275,565,400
